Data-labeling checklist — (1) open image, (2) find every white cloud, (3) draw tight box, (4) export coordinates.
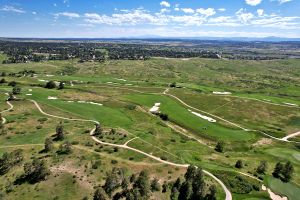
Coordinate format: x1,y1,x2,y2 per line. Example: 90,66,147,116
79,6,300,31
160,1,170,8
53,3,57,7
84,9,166,26
32,11,37,15
218,8,226,12
236,8,254,23
257,9,264,16
196,8,216,17
0,5,26,13
181,8,194,14
278,0,292,4
245,0,263,6
54,12,80,18
160,8,169,13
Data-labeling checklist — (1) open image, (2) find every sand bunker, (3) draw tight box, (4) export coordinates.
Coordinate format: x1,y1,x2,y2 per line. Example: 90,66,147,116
26,94,32,96
150,103,161,113
38,79,48,82
77,101,103,106
116,78,127,82
283,102,298,106
189,109,216,122
213,91,232,95
262,185,287,200
48,96,58,100
28,89,32,92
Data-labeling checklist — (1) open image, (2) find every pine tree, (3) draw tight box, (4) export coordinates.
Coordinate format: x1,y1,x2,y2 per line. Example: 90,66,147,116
55,122,64,140
282,161,294,182
215,141,224,153
151,178,161,192
94,123,103,136
44,137,53,152
93,187,108,200
206,185,217,200
257,161,268,174
272,162,283,178
235,160,243,169
58,81,64,90
134,170,151,198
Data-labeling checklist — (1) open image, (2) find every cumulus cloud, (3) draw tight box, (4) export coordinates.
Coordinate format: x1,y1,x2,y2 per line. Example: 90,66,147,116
181,8,194,14
0,5,26,13
54,12,80,18
236,8,254,23
196,8,216,17
278,0,292,4
245,0,263,6
160,1,170,8
257,9,264,16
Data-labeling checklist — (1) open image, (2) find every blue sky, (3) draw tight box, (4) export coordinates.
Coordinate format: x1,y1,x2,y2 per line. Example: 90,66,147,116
0,0,299,38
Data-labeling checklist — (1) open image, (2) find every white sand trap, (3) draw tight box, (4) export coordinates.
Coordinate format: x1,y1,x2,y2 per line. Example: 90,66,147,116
107,82,112,84
150,103,161,113
48,96,58,100
46,75,54,77
181,58,190,61
283,102,298,106
189,109,216,122
213,91,232,95
125,84,133,86
77,101,102,106
116,78,127,82
26,94,32,96
28,89,32,92
4,93,9,95
67,100,74,103
38,79,48,82
262,185,287,200
88,102,103,106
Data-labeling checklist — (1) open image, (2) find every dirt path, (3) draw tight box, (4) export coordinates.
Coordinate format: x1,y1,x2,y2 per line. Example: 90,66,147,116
281,131,300,141
1,101,14,124
30,99,233,200
225,95,300,109
163,88,299,143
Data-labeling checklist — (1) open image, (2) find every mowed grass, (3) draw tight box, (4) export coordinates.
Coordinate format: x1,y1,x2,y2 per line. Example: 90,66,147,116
124,93,255,141
169,88,300,136
264,175,300,200
25,88,133,128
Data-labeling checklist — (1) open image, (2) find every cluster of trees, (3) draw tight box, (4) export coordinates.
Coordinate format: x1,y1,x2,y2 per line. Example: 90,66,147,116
0,149,23,175
170,165,217,200
93,165,217,200
15,158,50,184
0,41,221,64
272,161,294,182
45,80,64,90
233,158,294,183
93,168,153,200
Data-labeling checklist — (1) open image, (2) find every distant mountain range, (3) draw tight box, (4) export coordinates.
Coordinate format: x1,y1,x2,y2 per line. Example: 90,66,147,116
1,36,300,42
